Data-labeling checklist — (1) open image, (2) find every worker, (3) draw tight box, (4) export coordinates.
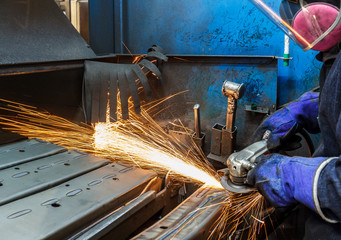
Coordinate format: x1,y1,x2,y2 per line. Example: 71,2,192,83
247,0,341,239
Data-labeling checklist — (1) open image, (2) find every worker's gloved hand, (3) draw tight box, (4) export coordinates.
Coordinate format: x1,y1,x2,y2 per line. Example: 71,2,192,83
247,154,326,210
251,92,320,149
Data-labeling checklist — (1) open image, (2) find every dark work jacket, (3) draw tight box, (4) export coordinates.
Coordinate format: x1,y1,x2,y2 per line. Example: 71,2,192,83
304,50,341,239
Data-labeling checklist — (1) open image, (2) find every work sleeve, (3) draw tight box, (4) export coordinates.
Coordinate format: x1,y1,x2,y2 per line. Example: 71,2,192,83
314,157,341,223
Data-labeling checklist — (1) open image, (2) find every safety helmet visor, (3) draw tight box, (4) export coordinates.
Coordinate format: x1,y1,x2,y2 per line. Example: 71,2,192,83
249,0,341,51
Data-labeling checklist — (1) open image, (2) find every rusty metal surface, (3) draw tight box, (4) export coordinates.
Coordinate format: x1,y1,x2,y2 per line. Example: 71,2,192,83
157,56,277,151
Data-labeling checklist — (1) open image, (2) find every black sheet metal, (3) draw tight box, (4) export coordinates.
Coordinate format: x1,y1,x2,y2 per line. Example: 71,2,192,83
0,0,95,65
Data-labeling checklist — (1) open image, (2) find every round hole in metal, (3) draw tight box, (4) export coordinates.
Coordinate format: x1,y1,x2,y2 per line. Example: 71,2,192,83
64,163,70,166
14,167,20,170
51,203,61,207
160,226,168,229
112,178,119,181
65,184,70,187
18,149,25,152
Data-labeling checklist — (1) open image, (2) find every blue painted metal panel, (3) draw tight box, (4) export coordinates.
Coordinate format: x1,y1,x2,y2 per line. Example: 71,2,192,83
124,1,280,55
160,57,277,147
89,0,322,105
88,0,115,55
122,0,321,105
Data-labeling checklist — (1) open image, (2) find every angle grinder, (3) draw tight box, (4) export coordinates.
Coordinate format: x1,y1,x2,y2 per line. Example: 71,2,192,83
218,130,270,193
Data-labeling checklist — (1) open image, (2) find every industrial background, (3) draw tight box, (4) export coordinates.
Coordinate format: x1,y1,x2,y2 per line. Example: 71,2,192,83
88,0,321,105
87,0,322,151
0,0,324,239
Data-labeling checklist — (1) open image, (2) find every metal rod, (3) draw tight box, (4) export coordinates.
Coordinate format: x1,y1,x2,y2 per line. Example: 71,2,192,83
226,96,236,132
193,104,201,138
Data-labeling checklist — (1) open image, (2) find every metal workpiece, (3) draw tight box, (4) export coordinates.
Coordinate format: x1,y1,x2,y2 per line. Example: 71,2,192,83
222,80,246,100
0,150,109,206
221,128,236,157
222,81,245,132
0,162,157,240
0,139,66,170
222,81,245,156
192,104,206,149
209,123,224,156
226,96,237,131
70,191,157,240
132,186,226,240
207,123,233,165
207,81,245,164
193,104,201,138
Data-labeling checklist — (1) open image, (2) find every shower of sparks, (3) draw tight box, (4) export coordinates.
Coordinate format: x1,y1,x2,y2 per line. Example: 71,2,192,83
0,98,272,239
94,122,221,188
0,97,221,187
208,191,271,240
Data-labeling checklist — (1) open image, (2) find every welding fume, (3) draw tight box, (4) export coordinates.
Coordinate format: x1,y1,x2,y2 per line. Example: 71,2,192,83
226,0,341,239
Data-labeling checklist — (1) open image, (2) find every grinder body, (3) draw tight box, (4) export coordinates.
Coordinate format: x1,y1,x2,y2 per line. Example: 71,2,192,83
219,139,268,193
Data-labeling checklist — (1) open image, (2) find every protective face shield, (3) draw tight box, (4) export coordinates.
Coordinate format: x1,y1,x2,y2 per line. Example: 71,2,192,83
249,0,341,51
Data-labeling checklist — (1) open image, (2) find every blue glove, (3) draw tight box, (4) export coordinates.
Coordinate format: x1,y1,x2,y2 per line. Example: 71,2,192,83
247,154,326,211
251,92,320,149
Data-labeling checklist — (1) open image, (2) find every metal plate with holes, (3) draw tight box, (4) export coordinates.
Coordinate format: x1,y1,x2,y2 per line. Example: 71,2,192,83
132,186,226,240
0,162,156,240
0,139,66,170
0,150,109,206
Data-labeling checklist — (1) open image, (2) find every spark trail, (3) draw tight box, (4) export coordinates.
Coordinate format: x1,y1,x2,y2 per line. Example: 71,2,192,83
0,98,221,188
94,122,221,188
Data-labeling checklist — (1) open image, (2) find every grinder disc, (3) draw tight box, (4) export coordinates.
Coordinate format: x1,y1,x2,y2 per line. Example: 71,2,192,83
220,176,255,194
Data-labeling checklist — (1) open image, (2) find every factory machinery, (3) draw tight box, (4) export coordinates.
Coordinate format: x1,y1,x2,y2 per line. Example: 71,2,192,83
0,0,307,239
